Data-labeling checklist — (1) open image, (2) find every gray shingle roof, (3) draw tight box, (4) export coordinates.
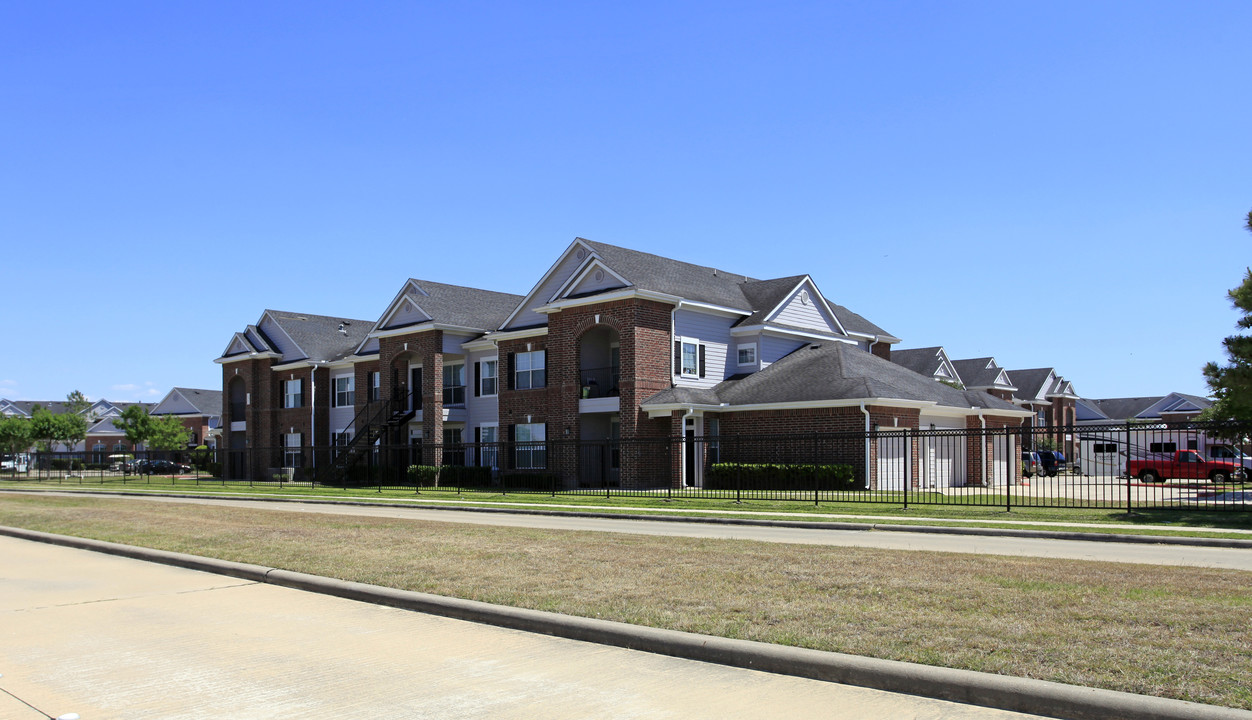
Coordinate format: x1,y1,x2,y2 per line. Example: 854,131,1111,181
1006,368,1054,400
582,240,893,339
644,343,1019,412
890,347,948,378
264,310,375,363
401,280,525,331
167,388,223,416
950,358,1015,390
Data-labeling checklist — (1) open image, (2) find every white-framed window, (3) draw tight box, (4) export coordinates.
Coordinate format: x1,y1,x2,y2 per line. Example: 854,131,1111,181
368,371,381,402
514,422,546,469
737,343,757,366
478,358,498,397
331,431,353,457
284,379,303,408
443,363,466,405
284,432,303,468
515,351,545,390
478,423,498,469
674,338,706,378
333,376,355,408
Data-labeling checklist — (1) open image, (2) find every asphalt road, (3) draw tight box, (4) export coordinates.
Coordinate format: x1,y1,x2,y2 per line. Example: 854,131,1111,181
79,492,1252,572
0,534,1046,720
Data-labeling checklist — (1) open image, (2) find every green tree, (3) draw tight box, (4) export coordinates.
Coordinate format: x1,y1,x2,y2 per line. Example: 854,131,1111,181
64,389,91,416
0,415,31,455
53,412,88,453
113,405,152,450
1202,209,1252,422
29,406,58,452
148,415,192,451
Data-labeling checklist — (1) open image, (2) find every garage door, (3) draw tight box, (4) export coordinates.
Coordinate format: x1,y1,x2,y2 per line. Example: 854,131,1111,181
877,432,908,491
921,431,965,488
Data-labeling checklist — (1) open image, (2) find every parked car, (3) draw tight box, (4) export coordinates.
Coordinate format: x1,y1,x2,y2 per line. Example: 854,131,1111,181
1,453,30,473
1037,451,1067,477
134,459,191,475
1021,451,1042,478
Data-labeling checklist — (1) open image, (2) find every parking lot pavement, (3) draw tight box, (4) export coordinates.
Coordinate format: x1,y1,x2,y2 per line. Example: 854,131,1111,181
0,535,1048,720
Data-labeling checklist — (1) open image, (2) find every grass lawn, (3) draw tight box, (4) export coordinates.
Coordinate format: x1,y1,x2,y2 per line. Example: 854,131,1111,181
1,492,1249,710
4,476,1252,539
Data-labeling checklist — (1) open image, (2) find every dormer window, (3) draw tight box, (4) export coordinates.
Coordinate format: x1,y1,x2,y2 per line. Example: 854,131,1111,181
737,343,757,367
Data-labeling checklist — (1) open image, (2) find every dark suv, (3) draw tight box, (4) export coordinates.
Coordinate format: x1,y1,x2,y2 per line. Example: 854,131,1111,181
1037,450,1067,477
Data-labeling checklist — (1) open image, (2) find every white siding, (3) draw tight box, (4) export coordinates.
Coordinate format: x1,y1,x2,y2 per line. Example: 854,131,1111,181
770,283,840,334
504,247,587,330
329,372,355,432
384,298,430,329
760,336,806,369
259,316,299,358
673,309,731,388
566,263,626,297
465,349,500,429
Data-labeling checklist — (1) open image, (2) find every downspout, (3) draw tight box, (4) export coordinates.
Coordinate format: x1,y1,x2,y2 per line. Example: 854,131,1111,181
309,363,317,471
860,402,871,488
977,410,987,486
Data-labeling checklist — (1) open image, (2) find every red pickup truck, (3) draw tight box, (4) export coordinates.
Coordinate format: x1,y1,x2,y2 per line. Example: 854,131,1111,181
1127,450,1244,483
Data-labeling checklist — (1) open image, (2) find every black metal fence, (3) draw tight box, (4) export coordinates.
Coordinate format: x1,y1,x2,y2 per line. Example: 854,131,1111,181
4,422,1250,511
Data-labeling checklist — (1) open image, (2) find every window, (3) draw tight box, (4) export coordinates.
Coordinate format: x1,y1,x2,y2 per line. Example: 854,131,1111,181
514,351,545,390
368,371,381,402
478,359,498,397
514,423,546,469
443,427,465,466
737,343,757,366
1093,443,1117,454
331,431,353,457
478,424,498,469
284,433,303,468
333,376,355,408
1149,442,1177,454
673,339,706,378
284,379,303,408
707,417,720,464
443,363,466,405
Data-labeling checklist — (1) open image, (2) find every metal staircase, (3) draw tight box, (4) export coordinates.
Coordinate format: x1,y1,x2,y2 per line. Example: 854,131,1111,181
315,391,417,485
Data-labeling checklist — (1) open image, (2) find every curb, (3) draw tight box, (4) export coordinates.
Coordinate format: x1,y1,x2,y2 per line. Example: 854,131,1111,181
3,525,1249,720
4,486,1250,549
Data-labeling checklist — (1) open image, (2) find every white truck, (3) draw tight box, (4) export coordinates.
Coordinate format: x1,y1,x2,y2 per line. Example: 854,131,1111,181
1077,428,1251,477
1,453,30,473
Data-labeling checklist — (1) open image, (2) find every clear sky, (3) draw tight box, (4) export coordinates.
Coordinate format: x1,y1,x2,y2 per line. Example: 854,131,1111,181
2,1,1249,405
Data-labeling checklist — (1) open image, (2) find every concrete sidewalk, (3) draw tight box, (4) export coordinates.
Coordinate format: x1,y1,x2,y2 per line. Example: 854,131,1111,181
4,528,1250,720
0,532,1043,720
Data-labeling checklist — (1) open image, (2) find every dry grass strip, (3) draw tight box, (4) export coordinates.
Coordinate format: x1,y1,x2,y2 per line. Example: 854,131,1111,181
1,494,1249,709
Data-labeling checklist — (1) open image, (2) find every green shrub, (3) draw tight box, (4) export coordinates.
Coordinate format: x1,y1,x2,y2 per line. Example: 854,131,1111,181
499,472,560,491
50,458,86,471
705,462,859,491
407,465,494,487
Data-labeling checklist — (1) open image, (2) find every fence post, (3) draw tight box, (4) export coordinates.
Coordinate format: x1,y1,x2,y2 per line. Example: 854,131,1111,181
813,433,819,507
901,428,908,511
1125,421,1133,515
1006,425,1012,513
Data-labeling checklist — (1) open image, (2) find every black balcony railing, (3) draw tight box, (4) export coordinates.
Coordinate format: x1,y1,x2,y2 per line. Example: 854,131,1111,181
578,366,620,398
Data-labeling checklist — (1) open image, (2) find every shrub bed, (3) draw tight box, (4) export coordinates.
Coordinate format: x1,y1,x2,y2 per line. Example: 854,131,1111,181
705,462,859,491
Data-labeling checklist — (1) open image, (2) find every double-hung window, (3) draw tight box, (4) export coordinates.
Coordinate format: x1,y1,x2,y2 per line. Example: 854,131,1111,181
284,379,303,408
443,363,466,406
284,432,303,467
368,371,381,402
514,351,545,390
737,343,757,367
477,359,498,396
333,376,354,407
674,339,706,379
514,423,546,469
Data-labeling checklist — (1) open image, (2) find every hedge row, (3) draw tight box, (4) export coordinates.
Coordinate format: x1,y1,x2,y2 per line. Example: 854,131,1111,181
705,462,860,491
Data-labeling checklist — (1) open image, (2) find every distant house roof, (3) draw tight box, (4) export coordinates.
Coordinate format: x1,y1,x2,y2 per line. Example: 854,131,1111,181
1,399,151,418
890,347,962,385
151,388,223,417
950,358,1017,392
219,310,375,364
643,343,1024,415
1077,393,1211,423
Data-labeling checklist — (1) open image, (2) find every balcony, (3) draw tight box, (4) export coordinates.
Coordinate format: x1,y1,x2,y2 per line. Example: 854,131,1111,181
579,366,620,413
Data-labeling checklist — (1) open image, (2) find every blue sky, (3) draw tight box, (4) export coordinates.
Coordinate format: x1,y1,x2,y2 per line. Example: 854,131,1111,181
2,1,1249,404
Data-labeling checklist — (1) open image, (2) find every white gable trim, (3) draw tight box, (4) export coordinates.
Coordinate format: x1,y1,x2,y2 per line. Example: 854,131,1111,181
259,311,306,360
376,281,434,330
759,277,851,338
499,238,597,330
643,397,1034,420
551,257,632,301
535,288,683,314
730,324,858,344
222,333,255,357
